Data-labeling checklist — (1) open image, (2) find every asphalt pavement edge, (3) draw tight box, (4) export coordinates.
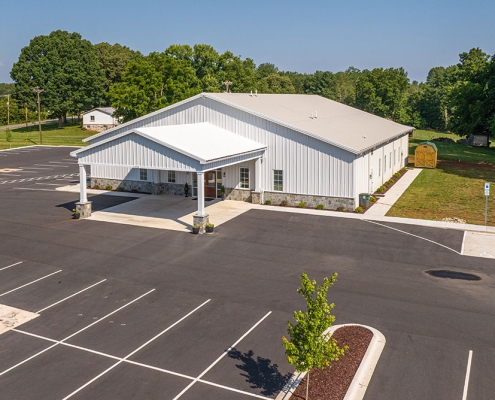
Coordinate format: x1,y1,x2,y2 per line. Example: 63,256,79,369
275,323,386,400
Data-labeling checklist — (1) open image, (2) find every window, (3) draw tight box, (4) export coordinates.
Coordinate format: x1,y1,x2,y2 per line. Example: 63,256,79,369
90,115,95,122
240,167,249,189
378,159,381,177
394,149,396,166
384,155,387,172
389,152,392,169
274,170,283,191
168,171,175,183
139,169,147,181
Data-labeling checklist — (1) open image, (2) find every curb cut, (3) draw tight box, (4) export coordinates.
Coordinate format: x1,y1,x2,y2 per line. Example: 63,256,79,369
275,323,386,400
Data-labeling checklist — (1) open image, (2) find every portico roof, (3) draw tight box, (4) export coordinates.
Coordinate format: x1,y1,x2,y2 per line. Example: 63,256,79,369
71,123,266,171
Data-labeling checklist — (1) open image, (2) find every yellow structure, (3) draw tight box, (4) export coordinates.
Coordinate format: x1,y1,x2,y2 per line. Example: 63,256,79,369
415,141,438,168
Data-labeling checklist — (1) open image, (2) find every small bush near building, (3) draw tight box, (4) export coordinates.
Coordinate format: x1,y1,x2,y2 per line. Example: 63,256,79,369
370,195,377,203
93,184,100,189
297,202,306,208
105,184,113,190
376,186,386,193
316,204,324,210
355,206,363,213
264,199,272,205
131,189,138,193
336,206,344,212
280,200,288,206
117,186,124,192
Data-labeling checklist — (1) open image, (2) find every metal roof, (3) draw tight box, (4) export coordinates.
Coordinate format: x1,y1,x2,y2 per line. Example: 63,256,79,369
206,93,413,154
83,107,115,116
73,123,266,164
84,93,413,154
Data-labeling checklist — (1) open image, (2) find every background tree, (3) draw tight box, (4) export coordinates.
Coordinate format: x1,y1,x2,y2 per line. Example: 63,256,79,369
94,42,140,104
109,51,202,121
282,272,346,400
257,73,296,94
10,30,105,128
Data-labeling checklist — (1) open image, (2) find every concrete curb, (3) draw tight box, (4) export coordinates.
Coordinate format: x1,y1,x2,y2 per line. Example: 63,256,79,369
275,323,386,400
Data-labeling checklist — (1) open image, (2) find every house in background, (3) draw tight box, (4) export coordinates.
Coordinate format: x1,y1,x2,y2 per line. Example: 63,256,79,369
71,93,413,225
82,107,119,132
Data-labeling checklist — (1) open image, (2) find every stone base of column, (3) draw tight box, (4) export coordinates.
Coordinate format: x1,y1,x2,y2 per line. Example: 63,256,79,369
193,214,209,234
76,201,92,219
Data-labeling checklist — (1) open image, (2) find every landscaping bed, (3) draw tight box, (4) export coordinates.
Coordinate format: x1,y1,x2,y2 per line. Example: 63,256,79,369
290,325,373,400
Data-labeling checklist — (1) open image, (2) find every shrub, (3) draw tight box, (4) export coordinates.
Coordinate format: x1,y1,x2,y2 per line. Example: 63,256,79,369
336,206,344,212
280,200,288,207
376,186,385,193
316,204,324,210
105,184,113,190
93,184,100,189
117,186,124,192
297,202,306,208
393,172,400,179
355,206,363,213
264,199,272,205
370,195,377,203
206,222,214,228
131,189,138,193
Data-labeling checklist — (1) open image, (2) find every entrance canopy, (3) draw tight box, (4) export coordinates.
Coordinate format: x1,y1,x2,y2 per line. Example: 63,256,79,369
71,123,266,172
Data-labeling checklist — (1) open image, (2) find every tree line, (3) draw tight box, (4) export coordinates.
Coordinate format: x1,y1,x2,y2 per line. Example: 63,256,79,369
3,30,494,138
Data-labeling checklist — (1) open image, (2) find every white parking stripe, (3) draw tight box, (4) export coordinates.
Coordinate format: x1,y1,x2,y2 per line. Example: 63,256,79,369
0,289,155,377
462,350,473,400
36,279,107,313
15,188,55,191
363,220,462,255
36,164,68,167
0,261,23,271
172,311,272,400
0,270,62,297
12,326,271,400
61,299,211,400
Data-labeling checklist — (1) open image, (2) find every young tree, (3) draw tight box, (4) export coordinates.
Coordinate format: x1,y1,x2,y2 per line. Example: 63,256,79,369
282,272,346,400
10,30,105,128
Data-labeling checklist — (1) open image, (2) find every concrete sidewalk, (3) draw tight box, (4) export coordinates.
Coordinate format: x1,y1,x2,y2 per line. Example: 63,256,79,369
365,168,423,217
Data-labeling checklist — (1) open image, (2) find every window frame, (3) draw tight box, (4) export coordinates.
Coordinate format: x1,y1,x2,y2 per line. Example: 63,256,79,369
239,167,250,189
90,115,95,122
139,168,148,181
273,169,283,192
168,170,176,183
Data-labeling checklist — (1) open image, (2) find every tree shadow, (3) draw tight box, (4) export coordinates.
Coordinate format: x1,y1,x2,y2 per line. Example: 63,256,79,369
228,349,292,396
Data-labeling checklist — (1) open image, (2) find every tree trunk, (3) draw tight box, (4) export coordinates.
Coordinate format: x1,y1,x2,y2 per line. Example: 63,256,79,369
63,113,67,124
58,115,64,128
306,371,309,400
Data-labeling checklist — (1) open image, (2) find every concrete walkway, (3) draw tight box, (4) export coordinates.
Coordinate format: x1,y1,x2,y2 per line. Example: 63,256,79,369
365,168,423,216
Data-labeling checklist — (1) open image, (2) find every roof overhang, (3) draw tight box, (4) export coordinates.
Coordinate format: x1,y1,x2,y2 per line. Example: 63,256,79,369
72,123,266,172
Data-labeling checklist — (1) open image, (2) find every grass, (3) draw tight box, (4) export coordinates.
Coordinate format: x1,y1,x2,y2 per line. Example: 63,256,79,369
0,121,94,150
389,129,495,226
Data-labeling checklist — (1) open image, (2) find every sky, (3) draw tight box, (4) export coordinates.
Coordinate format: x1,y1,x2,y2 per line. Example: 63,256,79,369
1,0,494,84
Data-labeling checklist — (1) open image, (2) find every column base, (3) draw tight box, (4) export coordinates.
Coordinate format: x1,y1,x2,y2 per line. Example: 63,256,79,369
76,201,92,219
193,214,209,234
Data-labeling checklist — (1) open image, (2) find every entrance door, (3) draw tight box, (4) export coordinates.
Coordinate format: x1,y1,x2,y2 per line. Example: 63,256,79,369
204,171,216,198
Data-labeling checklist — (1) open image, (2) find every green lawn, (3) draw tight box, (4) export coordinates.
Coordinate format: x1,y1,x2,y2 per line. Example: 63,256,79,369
0,121,94,150
389,129,495,226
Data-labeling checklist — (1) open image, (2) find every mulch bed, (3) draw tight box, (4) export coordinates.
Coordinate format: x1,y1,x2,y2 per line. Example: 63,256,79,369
291,326,373,400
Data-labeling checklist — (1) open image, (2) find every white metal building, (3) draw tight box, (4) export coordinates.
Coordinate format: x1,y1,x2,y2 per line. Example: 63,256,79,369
71,93,412,224
82,107,119,132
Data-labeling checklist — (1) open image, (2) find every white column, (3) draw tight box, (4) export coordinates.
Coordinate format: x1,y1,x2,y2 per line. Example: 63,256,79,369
197,172,205,216
79,164,87,203
255,157,262,191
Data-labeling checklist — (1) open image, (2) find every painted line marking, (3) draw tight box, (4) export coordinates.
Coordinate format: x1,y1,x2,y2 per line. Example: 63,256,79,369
0,289,155,377
0,270,62,297
15,188,55,191
363,220,461,255
36,164,67,168
36,279,107,313
462,350,473,400
35,183,63,186
172,311,272,400
0,261,23,271
61,299,211,400
13,325,270,400
461,231,467,255
0,174,22,176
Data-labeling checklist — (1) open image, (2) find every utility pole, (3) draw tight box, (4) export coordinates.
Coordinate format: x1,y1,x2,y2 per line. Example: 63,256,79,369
6,94,10,126
33,86,44,145
25,106,28,128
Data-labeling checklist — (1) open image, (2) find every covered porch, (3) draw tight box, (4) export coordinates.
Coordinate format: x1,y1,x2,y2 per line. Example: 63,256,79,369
71,123,266,233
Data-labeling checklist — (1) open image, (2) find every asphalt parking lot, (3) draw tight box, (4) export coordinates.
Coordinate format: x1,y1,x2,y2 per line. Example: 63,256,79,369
1,147,495,400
